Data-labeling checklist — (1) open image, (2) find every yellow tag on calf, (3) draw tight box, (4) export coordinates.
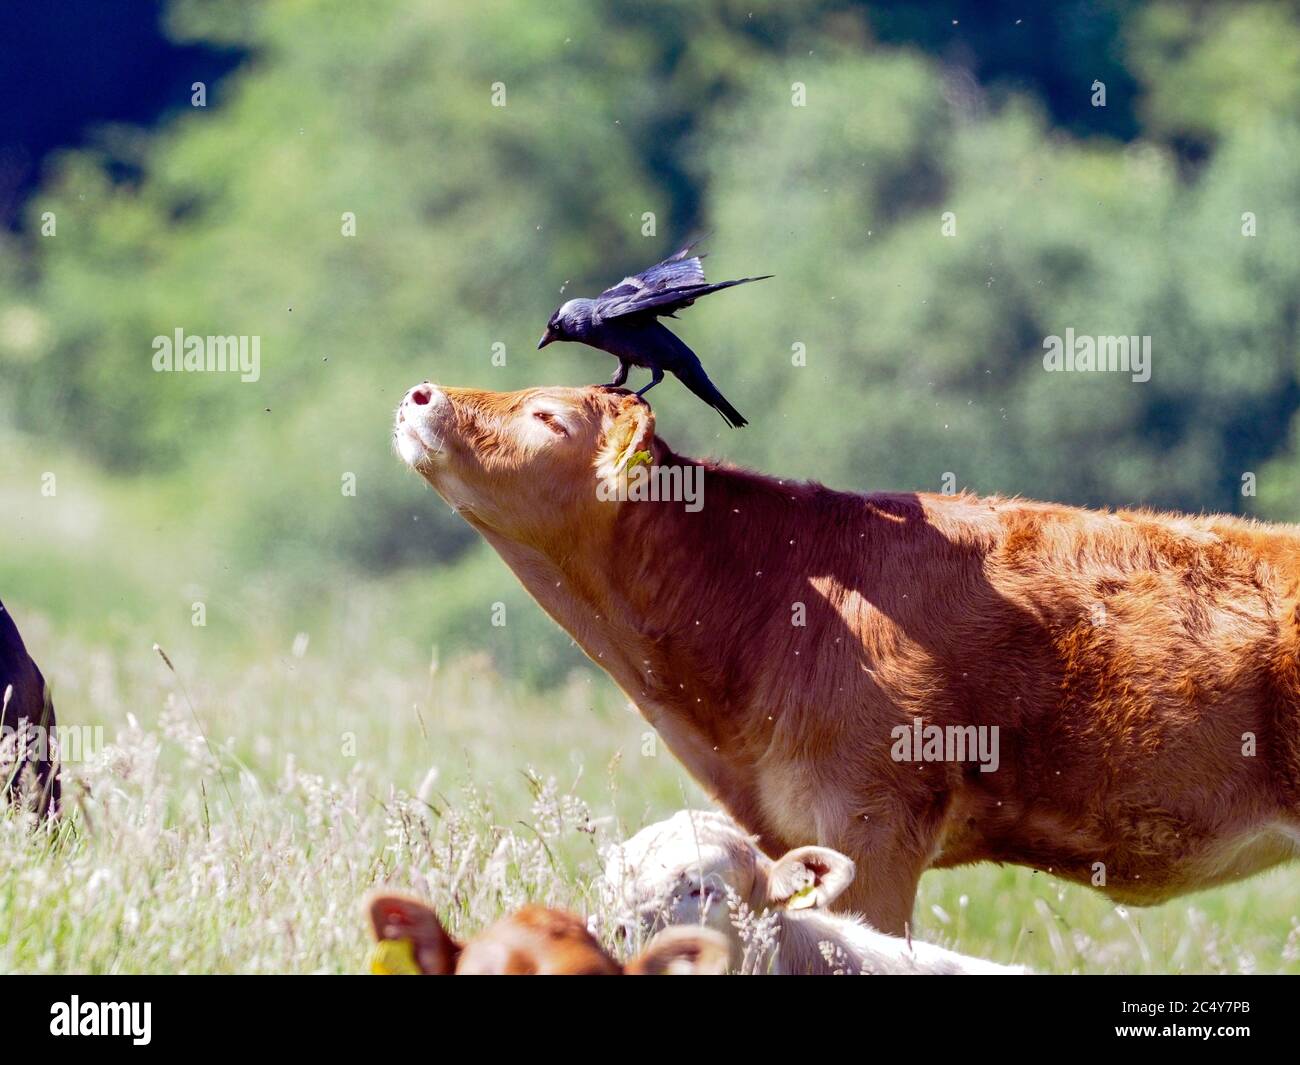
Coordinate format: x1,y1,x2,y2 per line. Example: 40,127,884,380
370,938,421,975
786,885,818,910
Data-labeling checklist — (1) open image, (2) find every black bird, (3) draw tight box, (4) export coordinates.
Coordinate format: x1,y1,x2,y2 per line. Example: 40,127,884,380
537,241,770,428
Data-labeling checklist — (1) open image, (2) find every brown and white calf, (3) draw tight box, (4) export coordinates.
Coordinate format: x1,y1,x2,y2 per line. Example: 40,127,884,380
366,893,726,975
395,382,1300,935
601,810,1026,974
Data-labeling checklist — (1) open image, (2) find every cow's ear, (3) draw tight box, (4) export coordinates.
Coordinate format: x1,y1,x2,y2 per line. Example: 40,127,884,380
596,396,656,483
626,925,730,975
366,892,460,975
766,846,856,910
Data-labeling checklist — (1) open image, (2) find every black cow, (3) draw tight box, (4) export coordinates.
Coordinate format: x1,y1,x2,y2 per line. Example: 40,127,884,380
0,598,60,816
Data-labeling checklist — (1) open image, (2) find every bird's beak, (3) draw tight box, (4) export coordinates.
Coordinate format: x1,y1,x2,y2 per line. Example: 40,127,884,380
537,329,554,350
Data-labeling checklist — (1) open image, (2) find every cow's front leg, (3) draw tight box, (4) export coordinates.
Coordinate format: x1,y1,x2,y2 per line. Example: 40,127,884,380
827,808,937,937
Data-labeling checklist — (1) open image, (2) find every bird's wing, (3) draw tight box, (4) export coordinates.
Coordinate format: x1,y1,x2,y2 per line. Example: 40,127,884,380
595,241,712,318
598,240,707,302
596,240,771,319
596,274,773,320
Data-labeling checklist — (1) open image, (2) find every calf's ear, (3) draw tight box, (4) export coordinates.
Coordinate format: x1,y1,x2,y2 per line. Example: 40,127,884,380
626,925,730,976
366,892,461,975
596,396,656,484
766,846,856,910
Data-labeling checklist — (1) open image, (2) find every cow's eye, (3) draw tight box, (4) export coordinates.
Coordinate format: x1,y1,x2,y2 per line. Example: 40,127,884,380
533,410,567,436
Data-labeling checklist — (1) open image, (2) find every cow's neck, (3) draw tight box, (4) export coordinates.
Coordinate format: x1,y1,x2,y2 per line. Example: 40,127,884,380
473,456,821,824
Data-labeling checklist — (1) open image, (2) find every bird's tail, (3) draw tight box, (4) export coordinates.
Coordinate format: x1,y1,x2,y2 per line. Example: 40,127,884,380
653,323,750,428
712,393,748,429
681,368,748,428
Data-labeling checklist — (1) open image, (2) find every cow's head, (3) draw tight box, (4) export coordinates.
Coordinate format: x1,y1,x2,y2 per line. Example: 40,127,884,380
600,810,857,970
394,383,656,550
366,892,727,976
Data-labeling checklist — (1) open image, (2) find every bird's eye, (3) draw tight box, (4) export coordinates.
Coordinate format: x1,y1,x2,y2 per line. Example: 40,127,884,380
533,410,567,436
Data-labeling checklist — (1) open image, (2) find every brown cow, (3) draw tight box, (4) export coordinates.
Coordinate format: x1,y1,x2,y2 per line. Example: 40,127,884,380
394,382,1300,935
366,893,727,975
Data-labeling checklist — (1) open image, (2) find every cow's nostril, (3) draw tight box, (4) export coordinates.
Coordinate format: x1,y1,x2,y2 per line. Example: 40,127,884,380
409,385,432,406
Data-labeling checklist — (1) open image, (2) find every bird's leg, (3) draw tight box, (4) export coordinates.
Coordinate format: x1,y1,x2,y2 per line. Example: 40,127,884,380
635,366,664,398
609,360,630,388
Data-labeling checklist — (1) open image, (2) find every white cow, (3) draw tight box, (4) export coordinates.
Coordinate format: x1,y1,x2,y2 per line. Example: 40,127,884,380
600,810,1028,975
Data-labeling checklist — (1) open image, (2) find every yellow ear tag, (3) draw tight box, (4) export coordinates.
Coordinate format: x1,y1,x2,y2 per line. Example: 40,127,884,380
370,937,421,975
625,449,653,471
786,885,818,910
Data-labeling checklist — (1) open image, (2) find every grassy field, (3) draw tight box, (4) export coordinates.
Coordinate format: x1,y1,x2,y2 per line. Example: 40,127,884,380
3,612,1298,975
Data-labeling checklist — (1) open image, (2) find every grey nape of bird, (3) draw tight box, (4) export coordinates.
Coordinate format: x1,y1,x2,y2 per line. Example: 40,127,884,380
537,240,771,428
